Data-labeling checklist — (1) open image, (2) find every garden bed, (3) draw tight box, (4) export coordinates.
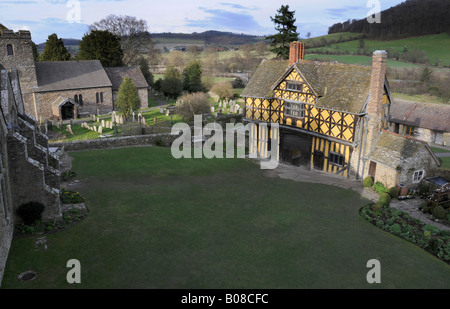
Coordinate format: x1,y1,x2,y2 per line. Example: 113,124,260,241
360,203,450,265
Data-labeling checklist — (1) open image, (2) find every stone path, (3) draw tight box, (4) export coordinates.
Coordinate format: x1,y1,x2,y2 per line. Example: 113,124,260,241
264,162,450,231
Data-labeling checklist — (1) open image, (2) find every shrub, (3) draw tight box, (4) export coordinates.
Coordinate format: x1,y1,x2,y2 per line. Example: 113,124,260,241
175,92,211,121
16,201,45,225
374,182,388,194
378,193,392,207
387,187,399,199
363,176,373,188
389,223,402,236
432,206,447,220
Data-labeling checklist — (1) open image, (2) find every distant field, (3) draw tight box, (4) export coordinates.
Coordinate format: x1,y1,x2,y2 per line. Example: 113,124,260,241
308,33,450,66
305,54,421,68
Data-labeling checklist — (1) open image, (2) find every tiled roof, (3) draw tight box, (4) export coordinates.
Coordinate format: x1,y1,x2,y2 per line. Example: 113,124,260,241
35,60,112,92
241,59,289,99
389,98,450,132
104,66,149,91
242,58,373,113
367,131,438,169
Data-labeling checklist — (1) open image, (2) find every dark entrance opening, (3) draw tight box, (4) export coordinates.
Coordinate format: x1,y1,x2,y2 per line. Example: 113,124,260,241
314,151,325,171
368,161,377,178
61,102,75,120
280,131,312,167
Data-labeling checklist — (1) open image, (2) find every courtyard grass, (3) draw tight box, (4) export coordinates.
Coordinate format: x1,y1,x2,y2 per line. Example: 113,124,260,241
2,146,450,289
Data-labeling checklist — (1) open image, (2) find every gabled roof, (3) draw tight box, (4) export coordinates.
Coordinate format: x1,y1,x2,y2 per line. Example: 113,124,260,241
34,60,112,93
104,66,149,91
367,131,440,169
241,59,289,99
51,96,78,108
242,58,373,113
389,98,450,132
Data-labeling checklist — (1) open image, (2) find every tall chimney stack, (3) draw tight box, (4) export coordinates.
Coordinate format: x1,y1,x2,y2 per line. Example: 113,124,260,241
289,41,305,66
367,50,387,116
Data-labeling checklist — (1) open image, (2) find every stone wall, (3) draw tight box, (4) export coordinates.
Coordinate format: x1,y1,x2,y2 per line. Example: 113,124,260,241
50,132,181,152
400,146,440,189
34,87,113,121
0,69,62,286
0,30,38,115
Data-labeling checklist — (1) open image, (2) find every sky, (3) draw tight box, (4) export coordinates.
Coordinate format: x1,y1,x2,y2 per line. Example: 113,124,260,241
0,0,407,44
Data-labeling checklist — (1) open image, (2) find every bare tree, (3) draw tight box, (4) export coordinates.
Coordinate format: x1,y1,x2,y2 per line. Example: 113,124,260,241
89,14,158,66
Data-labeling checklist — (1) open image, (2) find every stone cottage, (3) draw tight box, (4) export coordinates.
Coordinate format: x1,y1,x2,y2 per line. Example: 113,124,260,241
366,130,440,189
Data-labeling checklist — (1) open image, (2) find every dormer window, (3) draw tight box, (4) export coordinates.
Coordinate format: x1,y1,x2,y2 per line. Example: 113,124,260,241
287,82,304,92
6,44,13,56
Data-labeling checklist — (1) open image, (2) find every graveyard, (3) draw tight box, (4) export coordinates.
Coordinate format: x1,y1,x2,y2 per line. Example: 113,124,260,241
2,146,450,288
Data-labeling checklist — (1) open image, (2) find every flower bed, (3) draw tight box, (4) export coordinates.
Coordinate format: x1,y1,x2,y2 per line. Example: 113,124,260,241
360,203,450,265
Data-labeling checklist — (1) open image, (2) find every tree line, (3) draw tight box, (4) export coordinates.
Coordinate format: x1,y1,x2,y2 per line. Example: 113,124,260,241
328,0,450,40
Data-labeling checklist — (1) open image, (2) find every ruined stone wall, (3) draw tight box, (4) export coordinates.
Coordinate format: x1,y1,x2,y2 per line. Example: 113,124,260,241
34,87,113,121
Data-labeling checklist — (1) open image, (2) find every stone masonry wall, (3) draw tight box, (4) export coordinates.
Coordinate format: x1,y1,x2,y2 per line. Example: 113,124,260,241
50,132,181,152
34,87,113,121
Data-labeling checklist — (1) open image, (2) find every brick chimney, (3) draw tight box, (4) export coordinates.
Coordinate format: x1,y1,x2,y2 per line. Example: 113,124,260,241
367,50,387,115
289,41,305,66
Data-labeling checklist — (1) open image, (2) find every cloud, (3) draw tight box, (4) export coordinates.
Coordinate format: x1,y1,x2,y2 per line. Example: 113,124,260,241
186,6,265,34
325,6,365,18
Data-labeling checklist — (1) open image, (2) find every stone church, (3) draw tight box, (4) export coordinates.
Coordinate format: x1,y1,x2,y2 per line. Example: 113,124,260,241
0,29,149,122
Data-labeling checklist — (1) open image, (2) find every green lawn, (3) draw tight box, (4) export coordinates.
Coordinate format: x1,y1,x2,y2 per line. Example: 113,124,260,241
2,147,450,288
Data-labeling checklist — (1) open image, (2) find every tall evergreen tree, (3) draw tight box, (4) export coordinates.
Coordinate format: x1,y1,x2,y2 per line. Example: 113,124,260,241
182,61,204,93
40,33,71,61
265,5,299,60
78,30,123,67
115,77,141,118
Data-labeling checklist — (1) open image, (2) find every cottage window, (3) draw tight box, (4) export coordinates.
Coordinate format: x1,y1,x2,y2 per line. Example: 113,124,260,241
329,152,345,166
287,82,304,92
74,95,78,103
413,170,424,183
100,92,104,103
6,44,14,56
96,92,99,104
79,94,83,106
285,102,305,118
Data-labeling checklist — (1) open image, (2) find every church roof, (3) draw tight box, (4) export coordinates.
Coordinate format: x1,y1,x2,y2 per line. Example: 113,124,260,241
242,58,373,114
34,60,112,93
104,66,149,91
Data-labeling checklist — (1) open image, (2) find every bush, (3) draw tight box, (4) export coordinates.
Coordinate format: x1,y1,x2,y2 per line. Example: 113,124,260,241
389,223,402,236
16,201,45,225
374,181,388,194
363,176,373,188
387,187,399,199
378,193,392,207
176,92,211,121
432,205,447,220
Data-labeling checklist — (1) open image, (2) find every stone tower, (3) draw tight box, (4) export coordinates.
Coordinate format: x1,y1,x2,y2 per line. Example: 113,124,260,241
0,29,38,115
